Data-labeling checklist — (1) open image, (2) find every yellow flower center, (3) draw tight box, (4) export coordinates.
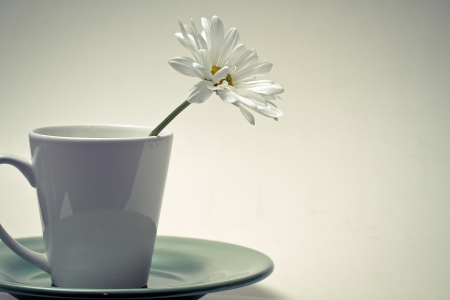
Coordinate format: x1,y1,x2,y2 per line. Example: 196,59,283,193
211,65,233,86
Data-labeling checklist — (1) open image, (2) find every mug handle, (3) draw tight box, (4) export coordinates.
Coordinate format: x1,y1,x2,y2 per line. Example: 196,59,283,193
0,154,51,273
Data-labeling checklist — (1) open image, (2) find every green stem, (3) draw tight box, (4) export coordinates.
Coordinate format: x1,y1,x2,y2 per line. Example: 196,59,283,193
150,100,191,136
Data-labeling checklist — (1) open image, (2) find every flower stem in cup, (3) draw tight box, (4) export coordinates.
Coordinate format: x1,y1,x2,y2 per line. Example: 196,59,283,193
150,100,191,136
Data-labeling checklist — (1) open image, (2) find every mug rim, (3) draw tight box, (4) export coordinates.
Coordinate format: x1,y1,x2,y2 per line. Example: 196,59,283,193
29,124,172,142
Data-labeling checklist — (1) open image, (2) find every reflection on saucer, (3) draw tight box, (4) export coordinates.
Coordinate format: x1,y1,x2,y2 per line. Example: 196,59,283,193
0,236,273,300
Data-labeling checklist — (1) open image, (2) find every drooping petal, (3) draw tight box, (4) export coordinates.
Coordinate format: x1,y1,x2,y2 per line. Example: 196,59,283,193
266,99,278,107
237,103,255,125
212,66,229,84
210,15,225,66
231,92,257,109
237,98,283,120
261,94,277,101
217,88,237,103
232,60,273,82
217,28,240,67
168,57,202,78
255,102,283,118
235,88,267,107
187,81,214,104
193,63,212,80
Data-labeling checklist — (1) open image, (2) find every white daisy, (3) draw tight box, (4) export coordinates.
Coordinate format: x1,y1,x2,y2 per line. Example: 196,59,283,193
168,15,284,125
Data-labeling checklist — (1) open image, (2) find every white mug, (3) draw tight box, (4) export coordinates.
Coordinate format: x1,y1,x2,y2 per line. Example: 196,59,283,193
0,125,173,288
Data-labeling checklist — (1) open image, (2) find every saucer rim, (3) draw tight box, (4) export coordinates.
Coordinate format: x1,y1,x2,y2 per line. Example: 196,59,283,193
0,236,274,299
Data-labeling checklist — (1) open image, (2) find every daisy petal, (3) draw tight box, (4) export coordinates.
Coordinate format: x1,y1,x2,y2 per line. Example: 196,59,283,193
234,79,275,87
234,94,256,108
218,28,240,66
193,63,212,80
183,25,195,37
236,82,284,95
261,94,277,101
212,66,229,84
198,49,212,74
174,33,196,53
214,80,228,91
210,15,225,66
235,88,267,107
201,31,207,44
178,21,194,49
218,89,237,103
184,25,200,49
168,57,201,78
174,33,202,63
220,80,229,87
190,20,204,50
235,79,275,85
237,103,255,125
187,81,214,104
234,49,258,69
186,35,198,51
197,34,209,51
226,86,254,108
225,44,246,66
170,16,283,119
191,18,199,35
266,99,278,107
256,103,283,118
201,18,212,49
205,83,220,91
232,60,273,82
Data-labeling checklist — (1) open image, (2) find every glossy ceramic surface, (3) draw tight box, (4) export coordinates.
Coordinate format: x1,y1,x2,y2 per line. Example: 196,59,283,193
0,125,173,288
0,236,274,300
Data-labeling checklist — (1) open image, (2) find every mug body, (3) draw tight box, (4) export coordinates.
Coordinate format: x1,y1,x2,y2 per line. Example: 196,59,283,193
29,125,173,288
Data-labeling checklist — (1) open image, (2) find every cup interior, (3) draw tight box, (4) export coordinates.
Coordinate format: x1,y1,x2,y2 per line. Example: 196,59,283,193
32,125,166,139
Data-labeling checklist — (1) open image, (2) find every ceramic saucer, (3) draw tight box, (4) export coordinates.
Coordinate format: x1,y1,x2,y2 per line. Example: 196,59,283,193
0,236,273,299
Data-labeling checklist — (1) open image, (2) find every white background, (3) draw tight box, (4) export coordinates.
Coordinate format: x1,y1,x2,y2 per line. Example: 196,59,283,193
1,1,450,299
